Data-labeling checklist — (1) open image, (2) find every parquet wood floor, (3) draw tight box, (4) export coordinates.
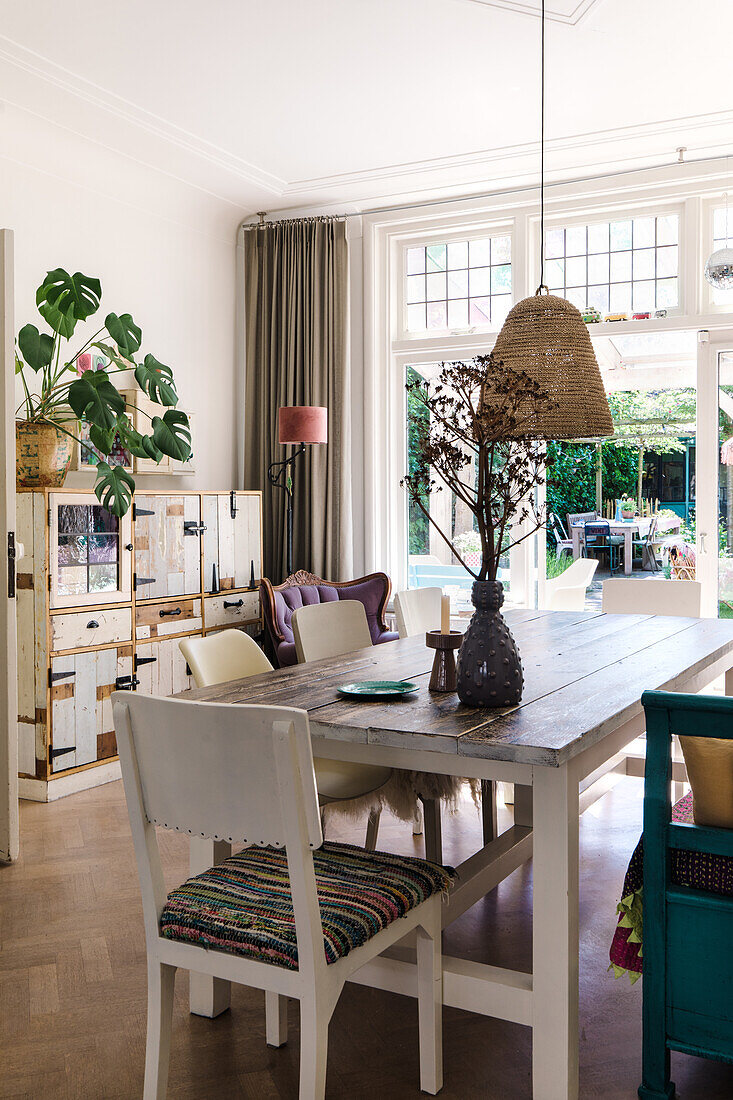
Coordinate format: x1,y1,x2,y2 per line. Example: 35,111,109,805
2,779,733,1099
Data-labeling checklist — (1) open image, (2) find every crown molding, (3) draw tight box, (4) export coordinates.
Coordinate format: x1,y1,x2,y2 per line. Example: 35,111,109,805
455,0,602,25
0,33,286,197
284,108,733,197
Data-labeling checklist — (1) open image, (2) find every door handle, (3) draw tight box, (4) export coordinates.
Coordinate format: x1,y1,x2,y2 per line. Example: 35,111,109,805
159,607,182,617
86,620,100,629
223,599,244,609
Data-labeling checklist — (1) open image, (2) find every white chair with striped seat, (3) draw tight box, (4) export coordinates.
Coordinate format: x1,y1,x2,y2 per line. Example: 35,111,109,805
179,631,391,846
113,692,447,1099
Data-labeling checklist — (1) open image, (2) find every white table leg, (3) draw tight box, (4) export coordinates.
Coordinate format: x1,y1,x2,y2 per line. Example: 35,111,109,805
624,529,633,574
189,837,232,1017
532,764,580,1100
726,667,733,697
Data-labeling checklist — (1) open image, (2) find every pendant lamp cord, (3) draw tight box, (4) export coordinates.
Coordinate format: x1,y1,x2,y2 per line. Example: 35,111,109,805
538,0,546,294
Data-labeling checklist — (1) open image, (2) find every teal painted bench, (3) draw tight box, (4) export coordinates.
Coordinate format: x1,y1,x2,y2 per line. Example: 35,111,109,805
639,690,733,1100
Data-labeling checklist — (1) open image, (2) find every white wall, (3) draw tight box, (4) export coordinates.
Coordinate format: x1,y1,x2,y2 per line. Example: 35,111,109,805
2,101,242,492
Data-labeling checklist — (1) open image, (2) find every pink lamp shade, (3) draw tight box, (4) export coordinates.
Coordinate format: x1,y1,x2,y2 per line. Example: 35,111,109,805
278,406,328,445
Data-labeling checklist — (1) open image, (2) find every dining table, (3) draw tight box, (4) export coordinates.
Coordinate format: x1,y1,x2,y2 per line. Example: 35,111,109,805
178,608,733,1100
571,514,682,575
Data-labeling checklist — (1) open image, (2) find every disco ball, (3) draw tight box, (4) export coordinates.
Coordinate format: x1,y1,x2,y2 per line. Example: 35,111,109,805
705,246,733,288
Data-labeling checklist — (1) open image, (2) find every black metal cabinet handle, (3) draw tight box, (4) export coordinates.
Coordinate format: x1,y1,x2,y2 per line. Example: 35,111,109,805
115,675,140,691
159,607,183,617
223,599,244,609
86,619,100,629
125,543,134,551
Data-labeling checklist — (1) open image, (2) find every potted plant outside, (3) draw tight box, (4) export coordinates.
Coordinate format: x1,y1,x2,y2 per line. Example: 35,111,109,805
15,268,190,516
620,497,637,520
403,354,555,707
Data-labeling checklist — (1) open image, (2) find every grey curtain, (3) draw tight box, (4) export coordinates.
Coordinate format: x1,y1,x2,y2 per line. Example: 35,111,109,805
243,217,353,583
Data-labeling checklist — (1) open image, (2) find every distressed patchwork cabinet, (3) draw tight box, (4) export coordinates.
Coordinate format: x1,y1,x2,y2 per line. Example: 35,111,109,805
16,489,263,801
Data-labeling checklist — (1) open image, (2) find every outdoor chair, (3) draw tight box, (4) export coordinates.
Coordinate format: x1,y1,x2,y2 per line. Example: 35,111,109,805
113,692,448,1099
548,512,573,559
582,519,624,573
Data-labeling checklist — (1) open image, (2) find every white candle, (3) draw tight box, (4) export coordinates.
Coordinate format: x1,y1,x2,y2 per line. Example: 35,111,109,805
441,594,451,635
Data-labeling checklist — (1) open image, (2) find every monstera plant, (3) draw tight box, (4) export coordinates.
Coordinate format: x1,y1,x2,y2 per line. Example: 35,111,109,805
15,268,191,516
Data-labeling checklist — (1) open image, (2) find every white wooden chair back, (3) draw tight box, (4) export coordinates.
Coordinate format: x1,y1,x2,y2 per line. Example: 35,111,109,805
114,693,323,952
543,557,598,611
394,587,442,639
180,630,272,689
601,578,701,617
292,599,373,663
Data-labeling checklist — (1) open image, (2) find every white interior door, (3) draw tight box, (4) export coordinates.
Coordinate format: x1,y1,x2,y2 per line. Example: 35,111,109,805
0,229,19,863
696,328,733,618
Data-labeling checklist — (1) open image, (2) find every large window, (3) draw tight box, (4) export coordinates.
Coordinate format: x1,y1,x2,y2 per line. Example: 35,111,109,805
711,206,733,307
544,213,679,315
404,234,511,333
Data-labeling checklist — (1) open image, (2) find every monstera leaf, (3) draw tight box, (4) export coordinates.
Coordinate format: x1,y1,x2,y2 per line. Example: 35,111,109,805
94,462,135,518
36,269,101,338
18,324,54,372
105,313,142,359
152,409,191,461
68,371,125,432
134,354,178,406
115,415,163,462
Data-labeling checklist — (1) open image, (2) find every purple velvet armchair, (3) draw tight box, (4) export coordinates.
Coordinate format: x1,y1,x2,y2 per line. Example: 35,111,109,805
260,570,398,667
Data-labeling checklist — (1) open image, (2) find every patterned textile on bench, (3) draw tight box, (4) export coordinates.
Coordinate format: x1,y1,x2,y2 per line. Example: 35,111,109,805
161,840,453,970
609,792,733,983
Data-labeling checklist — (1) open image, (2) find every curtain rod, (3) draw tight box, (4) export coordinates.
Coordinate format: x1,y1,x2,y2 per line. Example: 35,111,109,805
240,149,731,229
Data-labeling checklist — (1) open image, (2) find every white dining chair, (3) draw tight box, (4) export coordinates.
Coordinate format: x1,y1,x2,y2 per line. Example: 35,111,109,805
394,587,443,639
179,631,392,847
601,577,702,799
113,693,446,1099
542,557,598,612
601,578,701,617
292,600,372,663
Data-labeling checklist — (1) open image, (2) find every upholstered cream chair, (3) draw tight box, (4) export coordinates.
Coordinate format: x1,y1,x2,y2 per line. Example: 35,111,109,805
291,600,372,663
601,578,701,617
394,587,443,639
179,631,391,845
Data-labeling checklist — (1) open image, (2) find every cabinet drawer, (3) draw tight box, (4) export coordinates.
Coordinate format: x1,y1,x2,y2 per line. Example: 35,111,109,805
51,607,132,652
136,598,202,640
205,591,259,629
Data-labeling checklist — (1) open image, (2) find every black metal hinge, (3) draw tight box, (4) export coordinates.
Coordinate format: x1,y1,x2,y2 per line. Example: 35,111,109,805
134,574,155,590
134,655,157,669
50,745,75,762
49,669,76,686
132,504,155,519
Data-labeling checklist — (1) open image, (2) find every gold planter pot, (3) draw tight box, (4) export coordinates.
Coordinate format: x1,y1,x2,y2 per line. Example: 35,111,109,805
16,419,75,489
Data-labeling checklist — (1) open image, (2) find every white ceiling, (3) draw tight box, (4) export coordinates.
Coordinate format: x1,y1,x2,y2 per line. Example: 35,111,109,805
0,0,731,215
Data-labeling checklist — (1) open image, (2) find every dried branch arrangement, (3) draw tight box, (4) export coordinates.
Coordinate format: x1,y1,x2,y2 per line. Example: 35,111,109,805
402,354,556,582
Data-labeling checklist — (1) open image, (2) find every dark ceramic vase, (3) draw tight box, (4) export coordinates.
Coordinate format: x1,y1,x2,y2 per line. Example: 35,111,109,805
456,580,523,707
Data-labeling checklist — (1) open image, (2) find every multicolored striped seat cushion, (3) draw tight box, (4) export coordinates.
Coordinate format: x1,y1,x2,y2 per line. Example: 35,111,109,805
160,841,453,970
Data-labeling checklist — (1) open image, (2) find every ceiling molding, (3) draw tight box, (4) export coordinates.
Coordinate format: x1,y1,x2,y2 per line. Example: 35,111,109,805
456,0,603,25
284,108,733,195
0,33,286,196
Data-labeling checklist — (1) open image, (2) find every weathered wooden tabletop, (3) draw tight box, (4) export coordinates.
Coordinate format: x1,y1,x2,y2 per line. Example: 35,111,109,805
180,610,733,767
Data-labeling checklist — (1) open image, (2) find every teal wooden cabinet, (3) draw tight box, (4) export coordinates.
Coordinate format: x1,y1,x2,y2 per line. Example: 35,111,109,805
639,690,733,1100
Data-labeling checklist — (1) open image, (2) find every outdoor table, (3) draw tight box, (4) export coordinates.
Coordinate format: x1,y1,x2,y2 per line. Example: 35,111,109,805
571,514,682,575
178,609,733,1100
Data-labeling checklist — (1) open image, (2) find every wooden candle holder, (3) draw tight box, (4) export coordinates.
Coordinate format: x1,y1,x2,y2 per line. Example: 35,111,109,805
425,630,462,693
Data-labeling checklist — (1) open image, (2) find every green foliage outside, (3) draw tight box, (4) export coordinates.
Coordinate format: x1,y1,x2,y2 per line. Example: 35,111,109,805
406,366,430,554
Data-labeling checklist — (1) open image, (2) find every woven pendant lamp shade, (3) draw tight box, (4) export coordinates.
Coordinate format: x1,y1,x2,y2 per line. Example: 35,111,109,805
491,292,614,440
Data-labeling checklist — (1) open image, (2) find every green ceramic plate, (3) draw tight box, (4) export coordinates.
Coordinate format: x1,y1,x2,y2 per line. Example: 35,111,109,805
337,680,418,699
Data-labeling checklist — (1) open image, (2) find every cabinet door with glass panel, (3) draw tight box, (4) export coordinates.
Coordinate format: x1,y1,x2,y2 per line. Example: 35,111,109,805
49,492,132,609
